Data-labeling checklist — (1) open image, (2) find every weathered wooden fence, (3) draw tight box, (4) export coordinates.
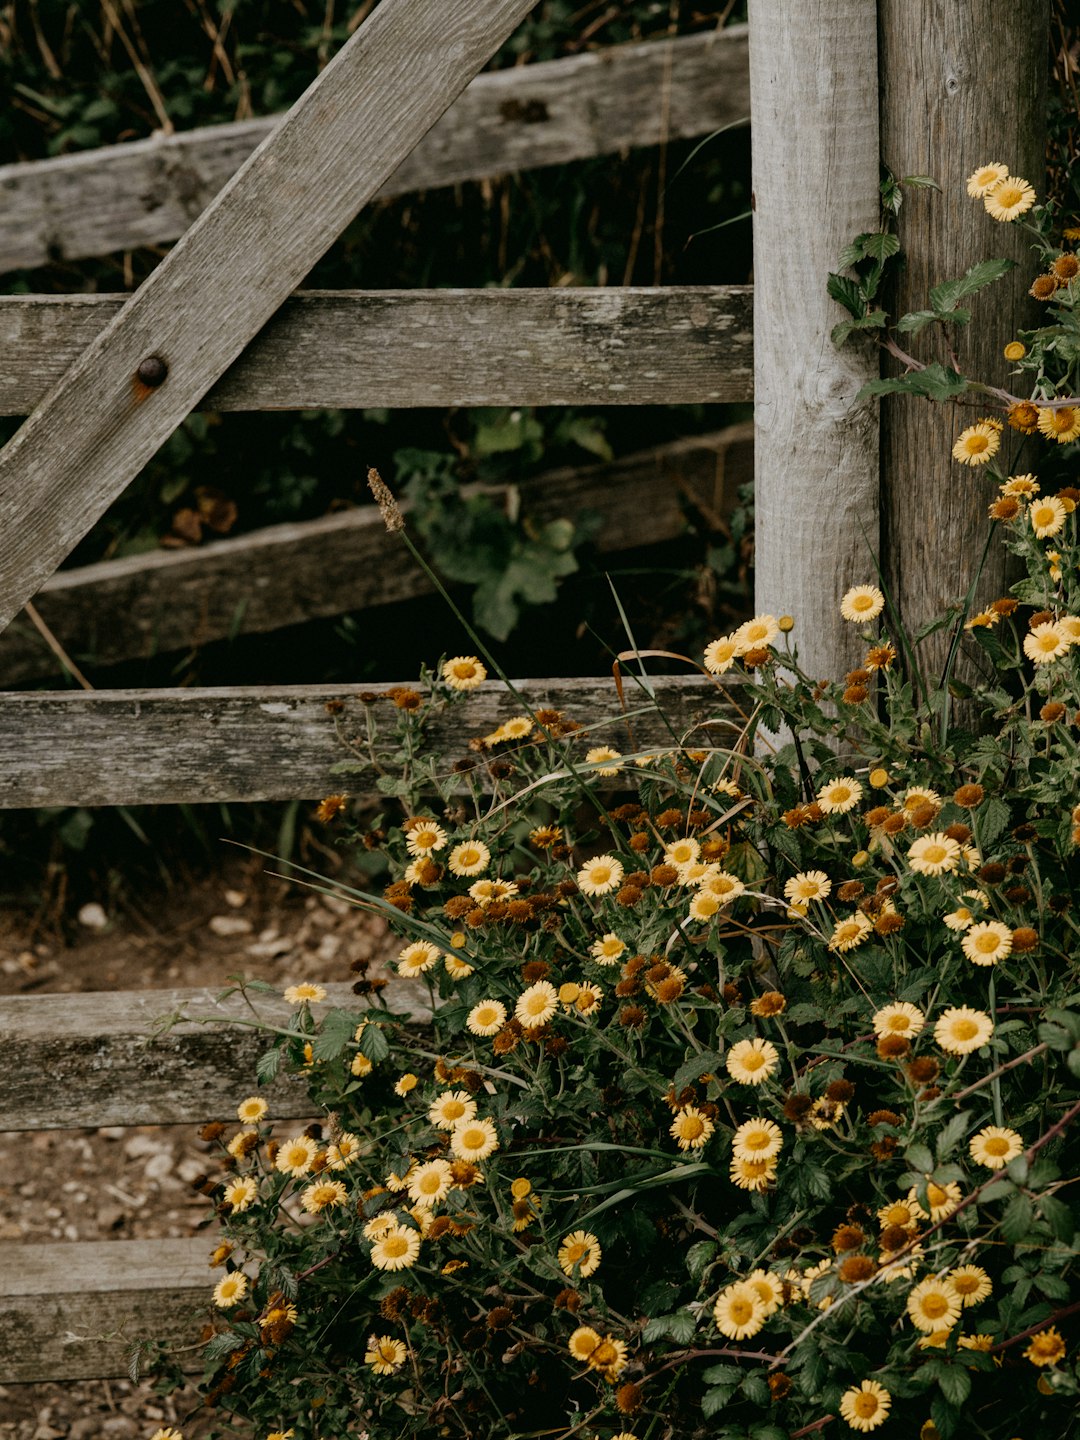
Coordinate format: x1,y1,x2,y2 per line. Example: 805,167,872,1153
0,0,1049,1390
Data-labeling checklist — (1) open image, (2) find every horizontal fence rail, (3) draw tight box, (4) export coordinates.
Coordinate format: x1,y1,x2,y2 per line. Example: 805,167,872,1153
0,29,749,273
4,1238,216,1382
0,426,752,685
0,286,753,416
0,675,740,808
1,982,420,1130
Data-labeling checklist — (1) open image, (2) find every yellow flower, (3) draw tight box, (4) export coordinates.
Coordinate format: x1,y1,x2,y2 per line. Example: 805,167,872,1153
1037,405,1080,442
586,1335,628,1380
713,1281,767,1340
969,1125,1023,1169
966,162,1008,197
948,1265,992,1306
907,1178,962,1221
906,1277,962,1333
829,913,874,952
149,1430,185,1440
450,1116,499,1162
370,1225,422,1271
365,1335,407,1374
732,1117,783,1162
700,870,745,904
394,1073,419,1096
325,1132,361,1169
840,585,885,624
725,1037,780,1085
735,613,780,652
447,840,491,877
224,1177,258,1212
575,982,603,1015
664,837,701,868
943,905,976,931
839,1379,892,1432
935,1006,993,1055
1030,496,1067,538
951,422,1001,465
442,655,487,690
558,1230,602,1278
407,1159,454,1208
585,746,623,775
1024,622,1070,664
960,920,1012,966
868,767,889,788
1002,473,1040,495
397,940,441,977
213,1272,249,1309
275,1135,319,1177
1024,1325,1067,1366
729,1155,777,1191
516,980,559,1030
590,933,626,966
871,1001,925,1038
405,820,449,858
907,832,961,876
784,870,831,903
704,634,740,674
577,854,625,896
1003,340,1026,361
670,1106,716,1151
466,1000,507,1037
877,1197,920,1230
469,878,518,905
443,951,475,980
983,174,1036,221
817,777,863,814
283,982,326,1005
351,1052,374,1078
746,1268,784,1315
300,1179,348,1213
236,1096,269,1124
567,1325,602,1361
429,1090,478,1131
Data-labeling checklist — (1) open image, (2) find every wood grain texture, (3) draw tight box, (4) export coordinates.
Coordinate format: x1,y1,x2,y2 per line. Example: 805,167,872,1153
0,28,749,272
0,428,752,684
879,1,1049,672
748,1,881,681
1,981,428,1130
0,286,754,416
0,675,741,808
1,1238,213,1381
0,0,540,631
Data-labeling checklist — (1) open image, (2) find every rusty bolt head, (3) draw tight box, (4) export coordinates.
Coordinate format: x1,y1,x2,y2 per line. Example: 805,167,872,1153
136,355,168,387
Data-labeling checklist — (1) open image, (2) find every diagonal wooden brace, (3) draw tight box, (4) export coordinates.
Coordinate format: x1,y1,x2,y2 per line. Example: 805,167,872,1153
0,0,539,632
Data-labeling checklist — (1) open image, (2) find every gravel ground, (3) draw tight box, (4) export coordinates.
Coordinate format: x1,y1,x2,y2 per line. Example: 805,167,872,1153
1,859,393,1438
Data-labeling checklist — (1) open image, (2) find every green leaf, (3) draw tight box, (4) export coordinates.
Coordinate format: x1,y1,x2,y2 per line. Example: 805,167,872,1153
935,1112,971,1160
359,1022,390,1062
702,1385,736,1419
977,795,1011,848
1001,1192,1035,1244
686,1239,718,1282
255,1047,283,1085
902,174,942,190
937,1366,971,1408
701,1364,744,1386
861,231,900,262
930,258,1016,314
1038,1194,1075,1242
905,1142,934,1174
310,1007,362,1062
859,362,968,402
827,272,865,317
896,309,938,334
673,1050,724,1093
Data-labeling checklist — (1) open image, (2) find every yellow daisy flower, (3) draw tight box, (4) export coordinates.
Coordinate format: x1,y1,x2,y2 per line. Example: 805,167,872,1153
443,951,475,980
784,870,831,903
907,832,961,875
1036,405,1080,443
442,656,487,690
960,920,1013,966
407,1159,454,1209
428,1090,477,1130
670,1105,715,1151
466,1000,507,1037
1030,496,1068,537
840,585,885,624
224,1176,258,1212
585,746,623,775
567,1325,602,1362
577,854,625,896
1024,622,1070,664
729,1155,777,1191
1024,1326,1067,1366
983,174,1036,221
558,1230,602,1279
817,777,864,814
951,422,1001,466
449,1117,499,1162
236,1096,269,1124
370,1225,422,1272
735,613,780,652
966,162,1008,197
829,913,874,952
732,1117,783,1163
447,840,491,877
704,634,740,674
664,837,700,868
275,1135,319,1178
212,1272,249,1309
969,1124,1023,1169
1001,473,1040,495
515,980,559,1030
839,1379,892,1432
713,1282,767,1340
397,940,441,978
948,1265,992,1306
935,1006,993,1055
725,1037,780,1086
1003,340,1026,360
746,1268,784,1316
300,1179,348,1214
283,982,326,1006
906,1276,962,1333
365,1335,407,1374
871,1001,925,1038
590,932,626,965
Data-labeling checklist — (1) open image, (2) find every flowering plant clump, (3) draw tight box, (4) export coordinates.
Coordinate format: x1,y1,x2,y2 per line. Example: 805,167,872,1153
157,180,1080,1440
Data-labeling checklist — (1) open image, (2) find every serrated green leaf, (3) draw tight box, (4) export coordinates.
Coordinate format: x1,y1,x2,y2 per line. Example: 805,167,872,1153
935,1111,971,1160
861,231,900,262
255,1047,283,1085
896,309,938,333
1001,1192,1034,1244
686,1239,718,1282
310,1007,361,1062
702,1385,736,1418
702,1363,744,1386
902,174,942,190
937,1365,971,1408
673,1050,724,1093
859,362,968,402
359,1022,390,1062
1038,1194,1075,1242
905,1142,934,1174
827,272,865,318
977,795,1011,848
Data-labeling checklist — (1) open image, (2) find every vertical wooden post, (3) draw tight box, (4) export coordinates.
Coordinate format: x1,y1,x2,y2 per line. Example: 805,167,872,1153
749,0,881,683
879,1,1049,671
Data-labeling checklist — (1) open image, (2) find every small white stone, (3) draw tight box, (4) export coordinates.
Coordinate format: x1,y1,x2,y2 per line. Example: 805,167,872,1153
208,915,254,937
77,902,108,930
